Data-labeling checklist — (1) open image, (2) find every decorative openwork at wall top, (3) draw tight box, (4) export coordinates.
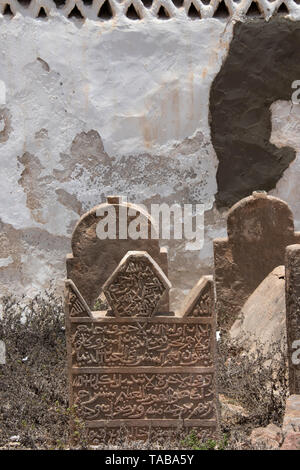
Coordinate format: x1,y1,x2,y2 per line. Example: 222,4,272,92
65,198,218,445
0,0,298,22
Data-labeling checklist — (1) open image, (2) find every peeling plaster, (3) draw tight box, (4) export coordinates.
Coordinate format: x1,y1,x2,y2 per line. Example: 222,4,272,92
210,18,299,208
0,17,233,306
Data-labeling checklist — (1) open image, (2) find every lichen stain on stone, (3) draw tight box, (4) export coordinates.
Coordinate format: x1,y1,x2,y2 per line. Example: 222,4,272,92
210,18,300,208
0,107,12,143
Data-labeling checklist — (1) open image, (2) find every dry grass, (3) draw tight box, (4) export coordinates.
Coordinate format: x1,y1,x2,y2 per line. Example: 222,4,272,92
0,291,69,449
0,291,288,449
217,333,288,435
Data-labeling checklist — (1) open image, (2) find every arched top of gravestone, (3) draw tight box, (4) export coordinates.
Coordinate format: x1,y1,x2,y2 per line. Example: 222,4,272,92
66,196,169,310
71,195,159,256
226,191,295,243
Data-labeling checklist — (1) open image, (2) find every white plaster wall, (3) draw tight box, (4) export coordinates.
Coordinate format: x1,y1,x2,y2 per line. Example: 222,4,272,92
0,15,233,307
2,14,300,310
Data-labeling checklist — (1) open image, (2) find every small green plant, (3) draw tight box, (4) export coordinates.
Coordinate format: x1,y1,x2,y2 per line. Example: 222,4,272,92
93,296,108,311
53,403,88,449
181,430,228,450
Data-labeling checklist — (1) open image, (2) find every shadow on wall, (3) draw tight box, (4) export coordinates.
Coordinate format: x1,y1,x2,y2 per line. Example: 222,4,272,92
210,17,300,208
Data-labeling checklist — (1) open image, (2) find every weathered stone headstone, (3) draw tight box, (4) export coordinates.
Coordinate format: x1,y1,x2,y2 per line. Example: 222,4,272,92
65,250,218,445
179,275,214,318
230,266,287,354
285,245,300,395
66,195,169,312
214,192,300,332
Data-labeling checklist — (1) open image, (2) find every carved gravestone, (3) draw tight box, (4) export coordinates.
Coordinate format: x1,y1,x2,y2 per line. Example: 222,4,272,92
285,245,300,395
66,195,169,312
65,250,218,445
214,192,300,332
179,275,214,318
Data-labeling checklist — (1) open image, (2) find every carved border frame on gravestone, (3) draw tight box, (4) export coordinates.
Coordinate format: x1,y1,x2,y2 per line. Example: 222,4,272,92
65,267,219,445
